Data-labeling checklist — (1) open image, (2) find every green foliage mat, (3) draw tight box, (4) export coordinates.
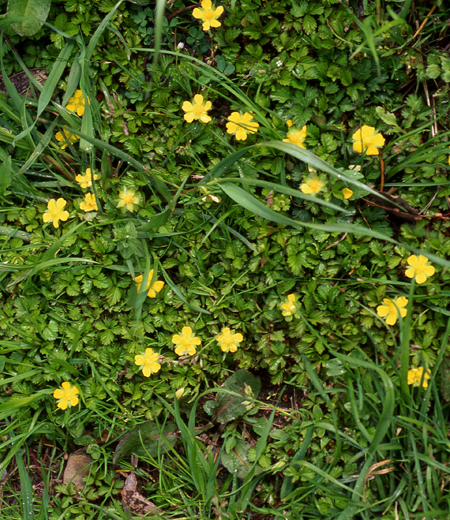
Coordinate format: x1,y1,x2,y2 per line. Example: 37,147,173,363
0,0,450,518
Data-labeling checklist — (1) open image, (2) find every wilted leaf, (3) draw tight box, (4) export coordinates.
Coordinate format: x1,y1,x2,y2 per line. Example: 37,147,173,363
113,421,177,464
121,472,164,517
213,369,261,424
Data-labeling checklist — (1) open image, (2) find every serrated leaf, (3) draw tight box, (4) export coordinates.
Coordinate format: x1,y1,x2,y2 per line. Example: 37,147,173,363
376,106,398,127
303,14,317,34
426,63,441,80
113,421,177,463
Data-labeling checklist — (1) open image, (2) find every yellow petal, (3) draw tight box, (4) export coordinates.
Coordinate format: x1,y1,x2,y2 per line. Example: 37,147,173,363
152,281,165,292
193,94,204,105
396,297,408,307
342,188,353,199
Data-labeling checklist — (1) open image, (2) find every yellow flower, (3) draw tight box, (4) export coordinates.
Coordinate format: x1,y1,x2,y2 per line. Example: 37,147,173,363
75,168,99,189
300,175,325,195
135,270,165,298
407,366,431,388
216,327,243,353
226,112,259,141
182,94,212,123
172,326,201,356
404,255,435,284
342,188,353,199
43,198,70,228
66,89,85,117
376,297,408,326
53,382,79,410
281,294,296,317
283,126,307,148
192,0,224,31
175,388,185,399
55,128,79,150
79,193,98,212
134,348,161,377
286,119,293,127
117,187,140,212
352,125,385,156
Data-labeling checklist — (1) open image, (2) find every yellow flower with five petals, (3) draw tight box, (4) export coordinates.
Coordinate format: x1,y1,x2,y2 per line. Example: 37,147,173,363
135,348,161,377
405,255,435,284
281,294,296,317
407,366,431,388
75,168,99,189
376,297,408,326
283,126,307,148
172,326,201,356
117,187,140,212
53,382,79,410
182,94,212,123
43,198,70,228
352,125,385,156
192,0,224,31
79,193,98,212
66,89,85,117
300,175,325,196
135,270,165,298
226,112,259,141
216,327,243,353
55,128,79,149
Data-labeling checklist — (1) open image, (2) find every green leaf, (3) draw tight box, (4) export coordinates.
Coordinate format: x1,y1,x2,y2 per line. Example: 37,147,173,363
113,421,177,463
375,106,398,127
0,156,12,195
8,0,51,37
16,452,34,520
426,63,441,80
441,358,450,402
221,440,264,479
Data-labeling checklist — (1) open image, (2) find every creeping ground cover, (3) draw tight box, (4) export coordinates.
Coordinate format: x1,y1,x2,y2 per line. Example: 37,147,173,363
1,0,450,518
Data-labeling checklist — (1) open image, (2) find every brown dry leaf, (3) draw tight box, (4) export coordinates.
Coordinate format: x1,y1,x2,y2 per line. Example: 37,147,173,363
63,449,93,492
121,472,164,517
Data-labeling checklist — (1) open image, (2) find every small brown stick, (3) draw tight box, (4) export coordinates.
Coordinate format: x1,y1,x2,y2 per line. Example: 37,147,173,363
363,460,394,501
167,5,197,21
422,80,435,137
412,5,437,39
420,187,441,214
325,232,348,250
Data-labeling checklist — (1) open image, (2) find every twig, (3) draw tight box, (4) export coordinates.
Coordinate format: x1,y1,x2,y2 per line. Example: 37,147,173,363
167,5,197,21
420,187,441,215
325,232,348,250
412,5,437,39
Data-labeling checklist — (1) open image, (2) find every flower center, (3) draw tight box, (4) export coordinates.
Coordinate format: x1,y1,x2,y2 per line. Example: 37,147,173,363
122,194,135,205
204,9,215,20
309,180,320,191
193,105,205,115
